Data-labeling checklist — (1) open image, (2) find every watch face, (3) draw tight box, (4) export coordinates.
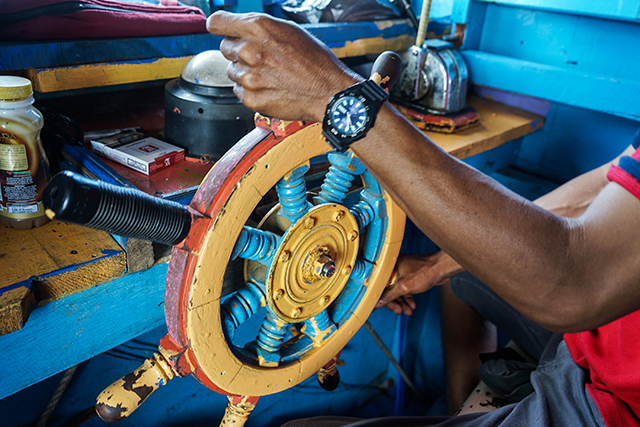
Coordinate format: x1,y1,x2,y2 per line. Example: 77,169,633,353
329,95,368,136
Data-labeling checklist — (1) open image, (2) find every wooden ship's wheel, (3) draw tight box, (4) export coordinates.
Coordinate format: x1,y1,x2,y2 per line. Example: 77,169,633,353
42,53,404,426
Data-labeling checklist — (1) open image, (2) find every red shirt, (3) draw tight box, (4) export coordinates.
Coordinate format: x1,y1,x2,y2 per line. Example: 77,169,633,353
565,311,640,425
564,147,640,426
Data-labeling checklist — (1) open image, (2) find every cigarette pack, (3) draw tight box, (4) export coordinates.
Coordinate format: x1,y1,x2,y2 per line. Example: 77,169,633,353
90,130,184,175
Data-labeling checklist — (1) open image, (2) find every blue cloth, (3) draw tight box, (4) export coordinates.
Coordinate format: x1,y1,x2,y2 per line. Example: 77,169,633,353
618,155,640,182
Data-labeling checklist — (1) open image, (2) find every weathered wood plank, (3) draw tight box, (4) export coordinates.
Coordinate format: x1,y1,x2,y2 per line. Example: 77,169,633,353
27,56,192,93
0,262,167,401
419,95,544,160
0,220,126,333
1,20,418,72
0,280,38,335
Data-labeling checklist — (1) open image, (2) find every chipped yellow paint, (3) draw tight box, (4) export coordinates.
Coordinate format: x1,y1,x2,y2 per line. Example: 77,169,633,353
219,395,257,427
331,35,414,58
301,316,335,345
95,352,176,422
186,123,405,397
374,20,400,30
26,56,192,93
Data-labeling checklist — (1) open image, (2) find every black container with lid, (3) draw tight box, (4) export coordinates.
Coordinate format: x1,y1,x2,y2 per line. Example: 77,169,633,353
164,50,255,161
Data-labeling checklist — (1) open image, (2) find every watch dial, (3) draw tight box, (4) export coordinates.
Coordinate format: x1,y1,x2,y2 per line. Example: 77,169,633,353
330,96,368,136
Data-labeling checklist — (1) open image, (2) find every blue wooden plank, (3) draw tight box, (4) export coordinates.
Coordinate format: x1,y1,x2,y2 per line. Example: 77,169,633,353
461,50,640,120
475,0,640,23
477,5,640,82
0,34,224,71
0,262,167,401
0,20,418,71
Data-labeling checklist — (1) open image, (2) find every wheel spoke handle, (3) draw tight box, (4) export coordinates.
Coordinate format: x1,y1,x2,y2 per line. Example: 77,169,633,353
42,171,192,246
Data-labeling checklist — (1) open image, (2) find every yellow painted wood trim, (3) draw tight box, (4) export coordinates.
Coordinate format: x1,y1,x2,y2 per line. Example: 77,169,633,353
25,33,414,93
27,56,193,93
331,34,415,58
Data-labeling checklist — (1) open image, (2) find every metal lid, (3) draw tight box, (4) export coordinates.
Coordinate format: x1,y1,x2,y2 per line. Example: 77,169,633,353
0,76,33,101
181,50,234,88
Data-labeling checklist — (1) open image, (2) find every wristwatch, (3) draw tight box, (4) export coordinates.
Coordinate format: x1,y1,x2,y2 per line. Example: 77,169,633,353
322,79,389,152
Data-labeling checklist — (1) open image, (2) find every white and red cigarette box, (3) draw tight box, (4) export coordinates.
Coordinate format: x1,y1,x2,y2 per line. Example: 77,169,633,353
90,130,184,175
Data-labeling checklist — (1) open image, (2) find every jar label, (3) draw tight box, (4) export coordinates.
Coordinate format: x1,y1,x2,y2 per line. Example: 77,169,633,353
0,200,45,219
0,143,28,171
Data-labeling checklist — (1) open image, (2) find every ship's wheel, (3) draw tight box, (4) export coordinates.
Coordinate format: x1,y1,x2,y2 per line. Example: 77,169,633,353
42,52,405,426
94,117,404,425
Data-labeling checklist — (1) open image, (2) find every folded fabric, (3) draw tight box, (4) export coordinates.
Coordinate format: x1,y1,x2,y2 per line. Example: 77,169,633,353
0,0,207,41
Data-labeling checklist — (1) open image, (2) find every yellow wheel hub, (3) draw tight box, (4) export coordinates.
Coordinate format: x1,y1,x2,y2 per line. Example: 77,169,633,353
267,204,360,323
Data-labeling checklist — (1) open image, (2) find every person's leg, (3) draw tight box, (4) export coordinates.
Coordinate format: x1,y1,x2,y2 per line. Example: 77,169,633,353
449,272,557,362
440,282,497,415
281,341,605,427
442,272,561,414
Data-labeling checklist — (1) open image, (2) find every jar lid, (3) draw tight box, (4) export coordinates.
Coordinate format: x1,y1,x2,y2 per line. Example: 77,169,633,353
0,76,33,101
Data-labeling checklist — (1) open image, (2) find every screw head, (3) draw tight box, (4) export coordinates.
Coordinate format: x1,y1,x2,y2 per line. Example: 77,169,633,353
342,265,352,276
274,289,284,300
333,210,345,222
304,217,316,229
279,250,291,263
291,307,302,318
348,230,358,241
320,295,331,306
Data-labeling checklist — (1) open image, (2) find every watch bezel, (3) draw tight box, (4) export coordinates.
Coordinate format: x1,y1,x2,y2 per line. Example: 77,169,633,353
322,80,388,152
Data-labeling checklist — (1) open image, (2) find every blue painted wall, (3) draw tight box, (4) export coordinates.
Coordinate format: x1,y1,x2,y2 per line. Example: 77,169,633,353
457,0,640,179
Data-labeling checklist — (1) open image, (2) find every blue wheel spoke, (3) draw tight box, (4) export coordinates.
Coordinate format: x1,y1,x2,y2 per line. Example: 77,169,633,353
315,152,366,205
221,281,266,340
247,311,288,367
276,164,311,224
350,189,384,230
351,258,374,283
231,225,280,266
302,310,337,343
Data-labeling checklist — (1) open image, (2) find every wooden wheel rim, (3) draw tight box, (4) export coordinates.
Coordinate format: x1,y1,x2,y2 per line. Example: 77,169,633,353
167,122,405,397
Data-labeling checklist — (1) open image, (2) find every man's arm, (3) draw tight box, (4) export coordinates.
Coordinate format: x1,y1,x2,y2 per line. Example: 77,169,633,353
354,104,640,332
208,12,640,333
376,145,635,314
534,145,634,217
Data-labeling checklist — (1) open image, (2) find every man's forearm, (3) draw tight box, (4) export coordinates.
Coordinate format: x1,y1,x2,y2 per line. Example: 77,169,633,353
351,104,586,330
534,145,634,217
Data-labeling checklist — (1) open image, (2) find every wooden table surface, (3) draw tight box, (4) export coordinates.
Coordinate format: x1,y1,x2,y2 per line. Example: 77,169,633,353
0,95,543,400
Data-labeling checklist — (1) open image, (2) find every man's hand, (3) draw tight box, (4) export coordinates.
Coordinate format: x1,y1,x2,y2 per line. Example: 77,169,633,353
206,11,361,122
376,251,464,315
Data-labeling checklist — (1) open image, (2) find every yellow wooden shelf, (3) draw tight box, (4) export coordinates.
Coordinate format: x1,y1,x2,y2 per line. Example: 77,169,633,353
0,220,126,335
424,96,545,160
